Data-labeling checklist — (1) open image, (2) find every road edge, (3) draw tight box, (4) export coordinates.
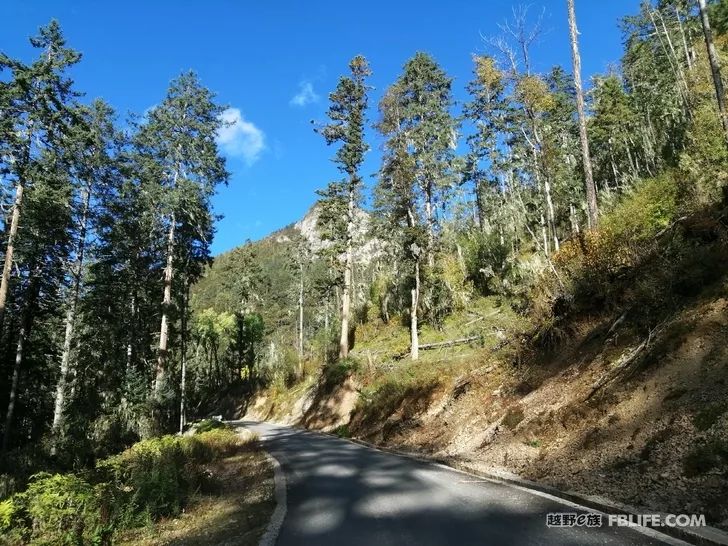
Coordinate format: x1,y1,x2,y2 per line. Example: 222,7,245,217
240,418,728,546
339,435,728,546
258,450,287,546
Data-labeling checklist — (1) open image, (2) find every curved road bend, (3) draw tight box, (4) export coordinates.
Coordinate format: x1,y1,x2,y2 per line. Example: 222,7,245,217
238,421,687,546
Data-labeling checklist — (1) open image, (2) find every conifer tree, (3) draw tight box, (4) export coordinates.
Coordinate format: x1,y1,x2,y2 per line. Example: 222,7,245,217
133,72,228,397
50,100,119,449
315,55,371,359
0,21,81,452
0,20,80,333
464,55,507,232
375,53,458,360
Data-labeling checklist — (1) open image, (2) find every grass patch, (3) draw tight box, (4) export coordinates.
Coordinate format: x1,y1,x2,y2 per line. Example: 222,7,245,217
333,424,351,439
353,377,440,434
115,447,274,546
351,296,527,380
322,357,360,389
193,418,231,434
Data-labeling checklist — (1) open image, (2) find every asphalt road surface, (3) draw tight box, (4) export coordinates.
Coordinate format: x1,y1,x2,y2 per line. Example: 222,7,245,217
238,421,685,546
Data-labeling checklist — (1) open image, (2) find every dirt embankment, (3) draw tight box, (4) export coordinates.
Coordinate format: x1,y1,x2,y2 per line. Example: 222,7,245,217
246,296,728,528
245,375,358,433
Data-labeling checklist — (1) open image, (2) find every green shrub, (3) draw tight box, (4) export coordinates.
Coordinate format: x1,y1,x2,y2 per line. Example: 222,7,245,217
98,436,189,523
548,173,688,322
0,428,250,543
0,497,18,535
322,357,360,388
602,175,679,241
194,418,229,434
16,472,108,546
558,175,677,273
195,429,243,457
182,429,242,463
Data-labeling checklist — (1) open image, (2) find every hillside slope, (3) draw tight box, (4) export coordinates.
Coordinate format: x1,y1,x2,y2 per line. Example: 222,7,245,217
240,197,728,529
245,292,728,528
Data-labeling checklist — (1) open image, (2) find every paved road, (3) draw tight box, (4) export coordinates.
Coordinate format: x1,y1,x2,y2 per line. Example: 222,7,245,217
238,421,684,546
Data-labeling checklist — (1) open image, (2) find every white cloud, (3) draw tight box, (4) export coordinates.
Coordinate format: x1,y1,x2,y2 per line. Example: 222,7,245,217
216,108,265,166
290,81,319,107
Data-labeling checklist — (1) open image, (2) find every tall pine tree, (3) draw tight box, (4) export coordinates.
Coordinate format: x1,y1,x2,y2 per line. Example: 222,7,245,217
315,55,371,359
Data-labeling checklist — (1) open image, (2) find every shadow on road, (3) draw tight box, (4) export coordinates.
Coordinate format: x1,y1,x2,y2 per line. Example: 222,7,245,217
234,421,667,546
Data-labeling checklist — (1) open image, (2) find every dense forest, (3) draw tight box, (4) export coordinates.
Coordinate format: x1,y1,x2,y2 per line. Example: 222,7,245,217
2,0,728,542
197,0,728,382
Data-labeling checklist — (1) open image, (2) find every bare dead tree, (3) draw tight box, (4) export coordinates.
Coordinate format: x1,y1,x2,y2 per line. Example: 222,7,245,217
567,0,599,228
697,0,728,145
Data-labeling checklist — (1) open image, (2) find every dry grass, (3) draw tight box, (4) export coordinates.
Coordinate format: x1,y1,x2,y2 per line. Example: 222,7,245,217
116,434,274,546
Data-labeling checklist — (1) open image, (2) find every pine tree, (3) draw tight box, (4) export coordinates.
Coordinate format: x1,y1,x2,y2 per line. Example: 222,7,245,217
464,55,508,232
315,55,371,359
50,100,119,449
0,20,80,333
375,85,421,359
133,72,228,398
589,74,642,189
398,53,458,267
0,21,81,453
375,53,458,360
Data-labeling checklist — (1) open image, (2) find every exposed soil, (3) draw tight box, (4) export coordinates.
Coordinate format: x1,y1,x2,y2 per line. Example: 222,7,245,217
360,296,728,528
249,295,728,529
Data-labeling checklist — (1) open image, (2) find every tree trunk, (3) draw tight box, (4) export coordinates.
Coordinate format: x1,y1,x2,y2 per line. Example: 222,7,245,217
324,303,329,332
698,0,728,145
155,214,176,395
298,259,304,375
126,292,136,372
51,188,91,450
475,179,488,233
2,278,38,454
544,175,559,252
424,184,435,267
179,354,186,432
410,260,420,361
676,6,693,71
179,281,189,433
339,190,354,360
527,120,558,254
649,8,690,103
0,182,25,330
540,212,549,256
569,203,580,236
567,0,599,228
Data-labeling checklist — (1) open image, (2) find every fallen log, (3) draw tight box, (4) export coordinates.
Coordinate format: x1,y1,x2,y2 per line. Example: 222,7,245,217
585,324,663,401
654,215,688,239
392,335,482,360
418,336,481,351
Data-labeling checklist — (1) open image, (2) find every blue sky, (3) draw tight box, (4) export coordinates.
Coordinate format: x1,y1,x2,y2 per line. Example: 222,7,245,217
1,0,640,255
